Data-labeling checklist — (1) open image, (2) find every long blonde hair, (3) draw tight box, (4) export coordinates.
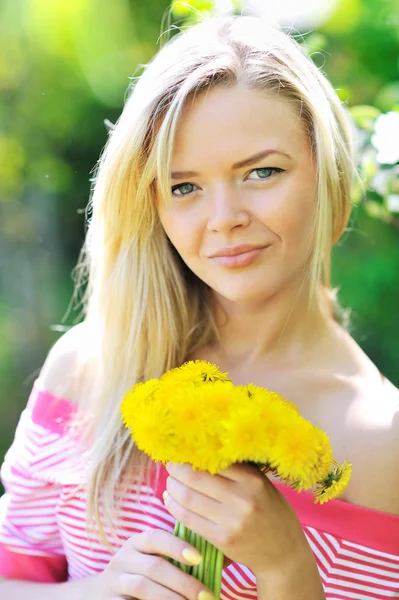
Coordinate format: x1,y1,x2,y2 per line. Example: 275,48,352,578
68,14,358,548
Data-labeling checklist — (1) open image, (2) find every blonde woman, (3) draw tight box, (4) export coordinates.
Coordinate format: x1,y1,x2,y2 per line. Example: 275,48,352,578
0,14,398,600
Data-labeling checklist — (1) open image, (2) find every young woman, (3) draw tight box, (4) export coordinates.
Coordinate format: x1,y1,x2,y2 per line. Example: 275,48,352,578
0,14,398,600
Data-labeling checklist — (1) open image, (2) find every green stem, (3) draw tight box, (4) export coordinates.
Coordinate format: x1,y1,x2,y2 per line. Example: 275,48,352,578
214,547,224,599
167,520,181,568
203,538,213,588
169,523,223,598
210,542,217,591
189,529,198,579
198,535,206,583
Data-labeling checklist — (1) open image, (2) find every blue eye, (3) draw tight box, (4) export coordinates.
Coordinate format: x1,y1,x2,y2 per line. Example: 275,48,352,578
170,167,284,197
171,182,199,197
247,167,284,180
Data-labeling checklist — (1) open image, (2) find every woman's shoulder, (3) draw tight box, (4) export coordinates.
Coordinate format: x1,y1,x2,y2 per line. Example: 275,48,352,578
341,371,399,515
322,324,398,397
327,329,399,513
327,323,398,439
381,373,399,398
37,322,91,406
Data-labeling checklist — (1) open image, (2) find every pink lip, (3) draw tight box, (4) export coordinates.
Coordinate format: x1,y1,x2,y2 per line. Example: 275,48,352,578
210,246,269,267
210,244,266,257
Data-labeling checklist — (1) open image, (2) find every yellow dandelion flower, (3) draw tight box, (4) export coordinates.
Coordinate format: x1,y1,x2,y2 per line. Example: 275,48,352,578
222,407,274,466
280,395,300,415
162,382,207,441
245,384,300,415
222,389,285,464
120,379,160,430
164,382,246,471
160,360,230,387
253,392,287,447
129,398,175,463
168,430,206,466
288,427,334,491
313,460,352,504
312,427,334,482
197,381,245,434
269,416,320,487
245,383,266,397
192,433,229,474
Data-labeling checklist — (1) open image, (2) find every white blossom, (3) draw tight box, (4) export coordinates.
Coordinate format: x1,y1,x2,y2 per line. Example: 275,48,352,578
387,194,399,213
371,111,399,164
371,170,390,196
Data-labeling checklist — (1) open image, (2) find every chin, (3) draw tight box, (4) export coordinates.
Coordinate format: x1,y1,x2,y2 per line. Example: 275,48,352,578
211,281,279,304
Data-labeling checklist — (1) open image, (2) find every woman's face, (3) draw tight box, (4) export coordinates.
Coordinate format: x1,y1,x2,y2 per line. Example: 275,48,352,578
157,85,318,304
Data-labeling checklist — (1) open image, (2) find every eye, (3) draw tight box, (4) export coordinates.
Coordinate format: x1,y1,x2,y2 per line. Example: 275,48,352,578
171,182,200,197
246,167,284,181
170,167,284,197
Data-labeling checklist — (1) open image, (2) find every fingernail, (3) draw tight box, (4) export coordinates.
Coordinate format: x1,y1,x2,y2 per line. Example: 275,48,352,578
182,547,202,565
162,490,169,503
198,592,217,600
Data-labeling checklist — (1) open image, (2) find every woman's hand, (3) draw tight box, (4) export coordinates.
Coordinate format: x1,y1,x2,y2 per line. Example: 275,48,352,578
164,461,313,579
92,529,217,600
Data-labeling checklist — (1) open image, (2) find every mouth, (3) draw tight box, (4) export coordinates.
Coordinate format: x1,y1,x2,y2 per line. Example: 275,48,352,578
209,245,270,268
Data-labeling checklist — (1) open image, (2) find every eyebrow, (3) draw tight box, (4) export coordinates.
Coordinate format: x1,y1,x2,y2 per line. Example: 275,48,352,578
170,149,293,180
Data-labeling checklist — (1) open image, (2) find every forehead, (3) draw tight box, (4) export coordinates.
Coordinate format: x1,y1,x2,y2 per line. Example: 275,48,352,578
171,86,309,172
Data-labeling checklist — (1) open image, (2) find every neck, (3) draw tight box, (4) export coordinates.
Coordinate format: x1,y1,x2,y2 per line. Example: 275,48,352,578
211,280,333,371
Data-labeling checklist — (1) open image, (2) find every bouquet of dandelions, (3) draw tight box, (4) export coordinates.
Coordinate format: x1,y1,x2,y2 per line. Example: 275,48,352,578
120,360,351,599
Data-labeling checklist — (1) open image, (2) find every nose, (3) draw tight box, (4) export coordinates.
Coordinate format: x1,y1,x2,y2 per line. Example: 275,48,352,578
206,183,250,232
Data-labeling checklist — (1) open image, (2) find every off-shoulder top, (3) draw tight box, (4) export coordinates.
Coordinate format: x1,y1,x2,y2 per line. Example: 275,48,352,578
0,381,399,599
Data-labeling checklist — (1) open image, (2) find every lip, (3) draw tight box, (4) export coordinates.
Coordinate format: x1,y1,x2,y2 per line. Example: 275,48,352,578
210,245,269,268
209,244,268,258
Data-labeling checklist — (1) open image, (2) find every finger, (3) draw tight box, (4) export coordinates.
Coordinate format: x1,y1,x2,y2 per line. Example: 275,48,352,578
216,462,262,481
166,476,227,524
166,462,247,482
119,556,216,600
117,573,190,600
166,463,233,503
163,489,225,547
132,529,203,567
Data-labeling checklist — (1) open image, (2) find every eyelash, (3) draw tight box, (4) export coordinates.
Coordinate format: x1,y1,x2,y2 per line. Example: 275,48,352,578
171,167,284,198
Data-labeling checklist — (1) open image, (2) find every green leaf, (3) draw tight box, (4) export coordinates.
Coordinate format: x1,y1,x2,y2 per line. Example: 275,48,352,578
172,0,214,17
304,32,328,56
364,199,388,220
349,105,381,130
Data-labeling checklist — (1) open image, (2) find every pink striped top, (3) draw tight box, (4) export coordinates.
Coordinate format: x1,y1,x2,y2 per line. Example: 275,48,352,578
1,381,399,599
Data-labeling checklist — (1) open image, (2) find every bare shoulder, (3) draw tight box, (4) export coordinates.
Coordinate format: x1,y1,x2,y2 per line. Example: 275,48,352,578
382,374,399,399
332,326,399,439
37,322,91,404
380,374,399,452
327,328,399,513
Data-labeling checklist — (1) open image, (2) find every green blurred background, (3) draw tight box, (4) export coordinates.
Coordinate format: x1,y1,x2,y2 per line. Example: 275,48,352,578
1,0,398,485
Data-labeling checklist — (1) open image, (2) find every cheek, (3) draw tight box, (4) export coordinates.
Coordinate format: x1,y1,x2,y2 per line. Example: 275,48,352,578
283,204,315,241
266,185,316,252
159,211,202,260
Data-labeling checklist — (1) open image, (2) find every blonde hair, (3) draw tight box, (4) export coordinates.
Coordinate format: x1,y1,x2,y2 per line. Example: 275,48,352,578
68,14,357,549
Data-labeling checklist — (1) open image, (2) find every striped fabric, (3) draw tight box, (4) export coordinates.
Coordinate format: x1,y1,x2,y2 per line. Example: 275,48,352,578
0,382,398,599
